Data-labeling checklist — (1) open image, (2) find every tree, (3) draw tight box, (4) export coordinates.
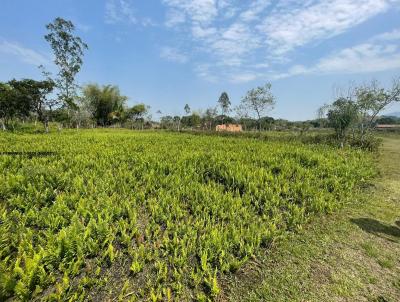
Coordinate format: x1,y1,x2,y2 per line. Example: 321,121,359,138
203,107,217,130
160,115,174,129
82,84,127,126
0,82,17,130
326,98,358,146
173,115,181,131
354,78,400,140
240,83,275,131
235,103,250,130
7,79,55,132
181,113,201,129
128,103,149,130
218,92,230,124
322,77,400,147
44,17,88,108
184,104,191,115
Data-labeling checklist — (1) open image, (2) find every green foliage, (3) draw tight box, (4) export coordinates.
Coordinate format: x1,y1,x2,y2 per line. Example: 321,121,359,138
44,17,88,108
0,79,55,130
81,84,128,126
127,103,150,129
327,97,359,141
323,78,400,148
218,92,231,116
0,130,375,300
240,83,276,130
184,104,191,115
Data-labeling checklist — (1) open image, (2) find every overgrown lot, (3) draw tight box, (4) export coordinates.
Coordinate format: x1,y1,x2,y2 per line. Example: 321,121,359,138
0,130,375,301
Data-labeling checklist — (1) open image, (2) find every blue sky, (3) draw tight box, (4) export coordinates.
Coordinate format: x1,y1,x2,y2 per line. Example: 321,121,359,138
1,0,400,120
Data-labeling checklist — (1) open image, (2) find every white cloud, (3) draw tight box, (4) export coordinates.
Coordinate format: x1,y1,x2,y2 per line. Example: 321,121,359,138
106,0,137,24
0,40,50,66
160,46,188,63
259,0,390,55
373,28,400,41
105,0,155,26
161,0,399,82
316,43,400,74
165,9,186,27
162,0,218,25
274,28,400,79
239,0,271,22
194,64,218,82
229,73,259,83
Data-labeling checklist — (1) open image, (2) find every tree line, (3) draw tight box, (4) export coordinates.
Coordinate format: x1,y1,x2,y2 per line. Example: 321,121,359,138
0,17,278,132
1,17,399,138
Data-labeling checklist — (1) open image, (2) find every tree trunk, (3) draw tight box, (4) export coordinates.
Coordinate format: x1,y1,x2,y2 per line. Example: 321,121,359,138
44,119,49,133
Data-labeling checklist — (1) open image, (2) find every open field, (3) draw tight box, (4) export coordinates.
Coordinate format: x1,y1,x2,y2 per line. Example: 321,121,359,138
224,135,400,301
0,130,376,301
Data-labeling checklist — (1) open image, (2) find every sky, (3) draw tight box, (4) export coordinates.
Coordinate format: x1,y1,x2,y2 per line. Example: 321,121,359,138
1,0,400,121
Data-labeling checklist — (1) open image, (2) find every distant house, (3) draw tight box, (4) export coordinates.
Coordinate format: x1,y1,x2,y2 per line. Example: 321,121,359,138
376,124,400,130
216,124,243,132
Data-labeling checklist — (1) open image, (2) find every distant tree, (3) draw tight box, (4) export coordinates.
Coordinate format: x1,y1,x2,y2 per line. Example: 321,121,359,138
234,103,250,130
354,78,400,140
191,113,201,128
326,97,358,146
184,104,191,115
82,84,127,126
376,115,400,125
160,115,174,129
322,77,400,147
128,103,149,130
240,83,275,131
203,107,217,130
218,92,230,124
8,79,55,132
44,17,88,109
0,82,17,130
181,113,201,129
173,115,181,131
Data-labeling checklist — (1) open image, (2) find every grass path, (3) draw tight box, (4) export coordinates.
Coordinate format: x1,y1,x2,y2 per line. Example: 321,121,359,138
223,136,400,302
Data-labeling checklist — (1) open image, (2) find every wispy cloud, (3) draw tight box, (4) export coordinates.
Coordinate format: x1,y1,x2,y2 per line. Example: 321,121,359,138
105,0,155,26
259,0,391,56
160,46,188,63
162,0,218,26
274,28,400,79
161,0,397,82
0,40,50,66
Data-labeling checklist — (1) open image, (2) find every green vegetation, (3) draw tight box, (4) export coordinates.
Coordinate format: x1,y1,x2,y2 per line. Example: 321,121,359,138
0,130,375,301
224,135,400,301
321,79,400,148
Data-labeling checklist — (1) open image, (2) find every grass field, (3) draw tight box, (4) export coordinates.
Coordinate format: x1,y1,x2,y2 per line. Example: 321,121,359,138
0,130,376,301
224,135,400,301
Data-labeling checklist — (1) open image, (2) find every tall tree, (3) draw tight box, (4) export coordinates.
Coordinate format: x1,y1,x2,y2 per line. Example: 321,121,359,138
240,83,275,131
218,92,230,124
184,104,191,115
44,17,88,108
82,84,127,126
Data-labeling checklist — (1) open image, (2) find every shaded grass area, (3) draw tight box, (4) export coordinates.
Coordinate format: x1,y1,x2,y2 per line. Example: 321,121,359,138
224,136,400,301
